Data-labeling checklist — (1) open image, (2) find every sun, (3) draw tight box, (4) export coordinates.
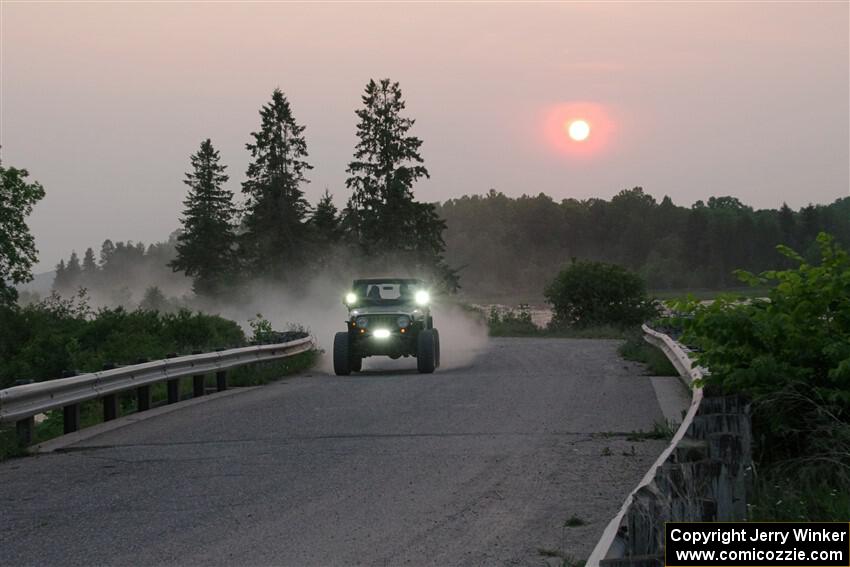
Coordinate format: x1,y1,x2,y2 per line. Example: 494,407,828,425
567,119,590,141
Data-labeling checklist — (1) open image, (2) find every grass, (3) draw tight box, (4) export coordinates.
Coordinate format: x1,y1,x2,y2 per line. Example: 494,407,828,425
617,330,678,376
0,349,319,462
0,428,28,460
749,469,850,521
626,419,677,441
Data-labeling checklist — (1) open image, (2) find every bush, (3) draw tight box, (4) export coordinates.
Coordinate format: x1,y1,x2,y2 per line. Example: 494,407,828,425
487,305,539,336
544,260,657,329
0,291,246,388
618,330,678,376
673,233,850,517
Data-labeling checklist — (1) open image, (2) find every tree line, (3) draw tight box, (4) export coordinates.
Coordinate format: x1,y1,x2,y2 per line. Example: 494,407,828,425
437,189,850,298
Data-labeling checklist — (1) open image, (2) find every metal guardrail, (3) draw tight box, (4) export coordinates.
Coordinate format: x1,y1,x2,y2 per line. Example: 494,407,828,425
1,337,315,445
586,324,706,566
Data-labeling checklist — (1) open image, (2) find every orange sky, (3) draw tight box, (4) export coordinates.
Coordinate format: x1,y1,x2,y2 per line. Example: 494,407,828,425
1,2,847,271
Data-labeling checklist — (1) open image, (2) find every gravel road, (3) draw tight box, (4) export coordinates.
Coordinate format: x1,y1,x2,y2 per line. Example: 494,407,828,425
0,337,667,566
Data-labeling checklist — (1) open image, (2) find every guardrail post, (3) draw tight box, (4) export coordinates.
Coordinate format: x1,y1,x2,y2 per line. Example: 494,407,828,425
16,417,34,447
137,386,151,411
164,353,179,404
167,379,180,404
103,395,118,421
193,374,205,397
191,351,205,397
101,363,118,421
63,404,80,433
216,370,227,392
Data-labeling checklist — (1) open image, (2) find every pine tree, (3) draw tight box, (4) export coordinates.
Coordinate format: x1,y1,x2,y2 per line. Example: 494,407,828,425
343,78,455,288
311,189,340,242
139,286,169,312
169,139,237,297
81,247,98,287
53,259,68,291
240,89,312,281
65,251,82,291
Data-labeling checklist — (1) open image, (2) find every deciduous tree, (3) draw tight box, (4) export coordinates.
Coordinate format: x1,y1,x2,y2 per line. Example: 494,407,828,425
0,161,45,305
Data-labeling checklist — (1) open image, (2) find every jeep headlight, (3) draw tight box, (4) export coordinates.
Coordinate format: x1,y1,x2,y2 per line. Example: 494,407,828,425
345,292,357,305
355,316,368,328
397,316,410,329
415,290,430,306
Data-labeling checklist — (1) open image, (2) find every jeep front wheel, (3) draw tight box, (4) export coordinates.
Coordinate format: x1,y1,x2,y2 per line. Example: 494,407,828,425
417,329,437,374
333,332,351,375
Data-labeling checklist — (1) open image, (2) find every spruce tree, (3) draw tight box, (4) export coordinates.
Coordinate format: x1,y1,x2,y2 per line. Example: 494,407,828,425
240,89,312,281
81,247,98,288
65,251,82,291
170,139,237,297
344,78,455,288
311,189,340,242
99,239,115,267
53,259,68,291
82,247,97,274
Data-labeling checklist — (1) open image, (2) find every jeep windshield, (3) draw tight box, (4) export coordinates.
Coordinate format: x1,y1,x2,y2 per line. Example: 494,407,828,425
349,278,423,307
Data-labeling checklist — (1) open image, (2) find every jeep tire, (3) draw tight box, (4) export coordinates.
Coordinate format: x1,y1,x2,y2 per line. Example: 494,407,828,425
417,329,437,374
333,332,351,375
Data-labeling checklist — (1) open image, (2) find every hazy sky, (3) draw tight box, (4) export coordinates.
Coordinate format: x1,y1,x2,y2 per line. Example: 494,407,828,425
2,2,848,272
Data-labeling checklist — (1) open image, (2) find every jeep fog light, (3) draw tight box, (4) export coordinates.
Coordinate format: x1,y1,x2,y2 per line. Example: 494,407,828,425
373,329,391,339
345,292,357,305
415,290,430,306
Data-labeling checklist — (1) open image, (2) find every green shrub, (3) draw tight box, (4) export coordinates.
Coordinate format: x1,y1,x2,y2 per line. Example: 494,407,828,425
673,233,850,511
618,330,678,376
0,292,246,388
487,306,539,336
545,260,657,329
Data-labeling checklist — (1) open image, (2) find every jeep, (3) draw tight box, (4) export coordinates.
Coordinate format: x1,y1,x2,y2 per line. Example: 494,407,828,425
333,278,440,375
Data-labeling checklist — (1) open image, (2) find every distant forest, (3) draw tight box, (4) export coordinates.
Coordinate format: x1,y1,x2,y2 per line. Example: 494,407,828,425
437,189,849,298
42,188,849,305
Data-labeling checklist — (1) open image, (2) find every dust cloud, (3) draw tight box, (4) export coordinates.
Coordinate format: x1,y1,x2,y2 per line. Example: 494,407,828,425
207,277,490,375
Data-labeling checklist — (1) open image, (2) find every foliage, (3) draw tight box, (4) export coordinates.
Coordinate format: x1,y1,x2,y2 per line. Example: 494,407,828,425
545,259,657,329
437,189,850,298
343,78,457,291
0,160,45,305
248,313,274,343
749,469,850,522
170,139,238,297
487,306,539,336
673,233,850,509
617,330,678,376
240,88,313,282
228,350,317,387
0,293,245,389
139,286,172,312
